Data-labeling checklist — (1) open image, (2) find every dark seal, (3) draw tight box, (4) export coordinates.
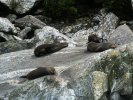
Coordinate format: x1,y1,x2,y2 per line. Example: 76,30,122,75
20,67,56,80
87,42,116,52
88,34,107,43
34,42,68,57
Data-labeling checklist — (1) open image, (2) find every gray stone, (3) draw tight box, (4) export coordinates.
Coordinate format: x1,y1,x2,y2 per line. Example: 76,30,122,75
17,27,31,39
0,32,21,41
15,15,46,29
6,14,17,22
34,26,76,47
111,73,132,96
109,24,133,45
110,92,120,100
0,0,41,14
71,28,94,47
60,26,74,34
96,12,119,39
35,15,52,24
0,17,17,34
34,9,44,15
120,20,133,32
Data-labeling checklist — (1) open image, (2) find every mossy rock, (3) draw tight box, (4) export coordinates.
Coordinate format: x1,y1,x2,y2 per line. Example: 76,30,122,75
0,40,34,55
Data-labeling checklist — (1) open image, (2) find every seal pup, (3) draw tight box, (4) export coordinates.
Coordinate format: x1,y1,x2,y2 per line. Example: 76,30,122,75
34,42,68,57
20,67,56,80
87,42,116,52
88,34,107,43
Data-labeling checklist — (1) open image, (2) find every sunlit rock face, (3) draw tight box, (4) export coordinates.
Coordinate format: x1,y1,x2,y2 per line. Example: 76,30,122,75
34,26,77,47
1,43,133,100
0,17,17,34
109,24,133,45
0,0,40,14
0,43,111,99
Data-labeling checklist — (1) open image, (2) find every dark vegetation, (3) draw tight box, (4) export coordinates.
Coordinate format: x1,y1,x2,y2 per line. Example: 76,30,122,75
103,0,133,20
42,0,132,20
0,0,132,21
0,2,10,17
94,49,133,91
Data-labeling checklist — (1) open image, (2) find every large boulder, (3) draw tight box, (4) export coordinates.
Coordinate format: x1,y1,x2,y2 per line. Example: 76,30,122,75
0,17,17,34
0,42,133,99
0,0,41,14
96,12,119,36
109,24,133,45
71,11,119,47
34,26,76,47
15,15,46,29
0,44,111,99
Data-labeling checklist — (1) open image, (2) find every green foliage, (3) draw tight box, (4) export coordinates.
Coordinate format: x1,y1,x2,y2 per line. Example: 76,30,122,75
95,49,133,88
43,0,77,19
103,0,132,19
8,0,20,10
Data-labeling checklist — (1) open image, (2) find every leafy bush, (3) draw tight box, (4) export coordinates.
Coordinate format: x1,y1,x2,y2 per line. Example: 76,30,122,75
43,0,77,19
94,48,133,89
